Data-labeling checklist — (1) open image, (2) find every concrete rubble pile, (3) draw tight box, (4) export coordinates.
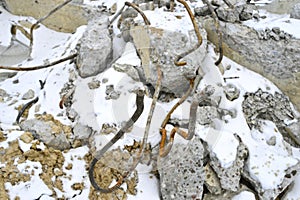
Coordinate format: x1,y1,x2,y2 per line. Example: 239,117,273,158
1,0,300,199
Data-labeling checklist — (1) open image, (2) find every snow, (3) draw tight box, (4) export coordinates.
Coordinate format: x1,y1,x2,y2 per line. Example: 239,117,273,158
6,161,53,199
250,0,273,4
5,146,91,200
283,173,300,200
128,173,160,200
232,191,256,200
115,42,141,66
0,131,23,149
135,9,195,35
1,1,300,200
58,146,90,199
243,9,300,39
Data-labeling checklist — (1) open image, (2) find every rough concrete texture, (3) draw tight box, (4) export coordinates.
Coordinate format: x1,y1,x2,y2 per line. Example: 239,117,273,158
194,5,211,17
224,83,240,101
202,3,254,23
286,121,300,146
158,135,205,199
0,88,8,98
75,16,113,78
20,114,71,150
209,136,248,192
204,164,222,195
216,7,240,22
242,89,295,129
291,3,300,19
72,123,92,141
242,89,300,147
202,18,300,112
21,89,35,100
0,72,17,82
256,27,292,41
3,0,87,32
262,0,300,14
203,188,256,200
130,24,207,96
197,106,220,125
238,4,255,21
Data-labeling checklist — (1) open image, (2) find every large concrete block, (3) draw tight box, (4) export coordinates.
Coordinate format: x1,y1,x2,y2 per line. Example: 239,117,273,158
203,18,300,112
4,0,87,32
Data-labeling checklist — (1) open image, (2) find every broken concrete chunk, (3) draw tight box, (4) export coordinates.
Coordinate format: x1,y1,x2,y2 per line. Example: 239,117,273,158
197,106,220,125
130,21,207,97
22,89,35,100
100,123,117,135
202,18,300,111
20,115,71,150
0,88,8,97
257,27,291,41
0,72,17,82
87,79,101,90
158,135,205,199
272,27,281,35
75,15,112,78
105,84,120,100
66,108,78,122
242,89,295,129
194,5,211,17
239,4,254,21
224,83,240,101
266,136,276,146
216,7,240,22
290,3,300,19
72,123,92,141
269,31,280,41
284,121,300,146
4,0,88,33
209,136,248,192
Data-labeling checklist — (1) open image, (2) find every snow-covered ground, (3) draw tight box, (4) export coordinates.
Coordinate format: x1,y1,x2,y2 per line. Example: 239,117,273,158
1,0,300,199
244,9,300,39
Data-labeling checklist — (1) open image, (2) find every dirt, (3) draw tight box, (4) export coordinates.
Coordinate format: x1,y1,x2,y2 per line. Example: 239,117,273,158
0,140,31,198
0,132,68,198
0,130,141,199
19,132,34,143
35,113,72,138
85,147,139,200
0,131,5,142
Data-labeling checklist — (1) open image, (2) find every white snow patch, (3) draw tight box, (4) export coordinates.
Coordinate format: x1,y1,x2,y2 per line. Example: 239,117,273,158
115,42,141,66
243,9,300,39
135,8,195,35
18,139,32,152
0,131,23,149
58,146,90,199
232,190,256,200
1,1,300,199
283,173,300,200
6,161,53,199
